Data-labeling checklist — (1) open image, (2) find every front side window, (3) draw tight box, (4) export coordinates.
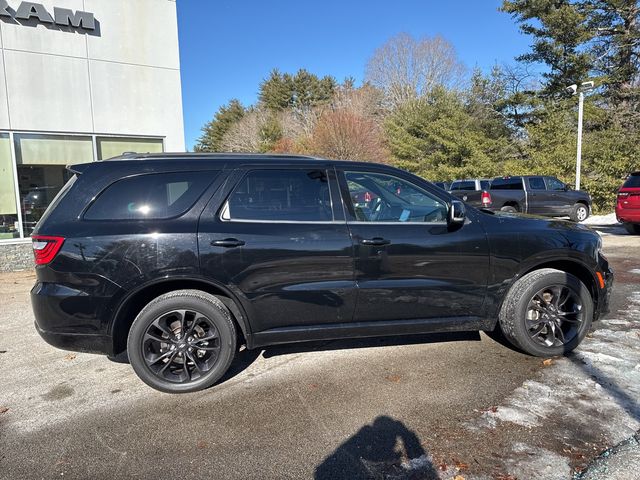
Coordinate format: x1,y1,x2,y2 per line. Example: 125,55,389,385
84,172,215,220
529,177,546,190
547,177,565,191
344,171,447,223
223,169,333,222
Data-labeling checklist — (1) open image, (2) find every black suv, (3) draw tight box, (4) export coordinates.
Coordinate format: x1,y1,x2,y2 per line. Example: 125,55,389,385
31,154,613,393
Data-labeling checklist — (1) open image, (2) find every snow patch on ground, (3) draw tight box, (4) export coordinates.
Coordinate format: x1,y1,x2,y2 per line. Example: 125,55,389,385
582,213,618,226
466,290,640,475
503,443,572,480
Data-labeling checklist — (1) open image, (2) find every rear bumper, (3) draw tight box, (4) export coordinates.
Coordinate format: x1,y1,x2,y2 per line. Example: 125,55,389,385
34,322,112,355
31,282,113,355
615,207,640,224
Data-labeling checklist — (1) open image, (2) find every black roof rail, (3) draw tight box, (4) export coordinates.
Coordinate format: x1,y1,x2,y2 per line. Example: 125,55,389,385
102,152,323,162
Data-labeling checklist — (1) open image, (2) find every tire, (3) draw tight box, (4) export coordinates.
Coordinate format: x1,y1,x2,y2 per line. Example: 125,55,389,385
501,205,518,213
624,223,640,235
127,289,237,393
570,203,589,222
498,268,593,357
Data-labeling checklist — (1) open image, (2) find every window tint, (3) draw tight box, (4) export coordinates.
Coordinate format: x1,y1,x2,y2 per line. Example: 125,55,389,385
529,177,546,190
480,180,491,190
85,172,214,220
224,169,332,222
451,180,476,191
547,177,565,191
344,171,447,223
491,177,523,190
623,174,640,188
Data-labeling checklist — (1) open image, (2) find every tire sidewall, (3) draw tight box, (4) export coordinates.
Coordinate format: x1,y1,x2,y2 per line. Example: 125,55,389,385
127,292,236,393
572,204,589,222
507,271,593,357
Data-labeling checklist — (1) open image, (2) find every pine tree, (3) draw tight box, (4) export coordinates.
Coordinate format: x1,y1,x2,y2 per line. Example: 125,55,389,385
502,0,594,95
194,99,245,152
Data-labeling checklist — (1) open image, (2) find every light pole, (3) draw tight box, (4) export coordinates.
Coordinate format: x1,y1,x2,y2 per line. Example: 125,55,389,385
566,81,595,190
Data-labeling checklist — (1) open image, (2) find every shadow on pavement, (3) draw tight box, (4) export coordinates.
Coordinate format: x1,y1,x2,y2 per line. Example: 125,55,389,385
583,223,629,236
314,415,439,480
215,331,481,387
567,352,640,423
262,330,481,358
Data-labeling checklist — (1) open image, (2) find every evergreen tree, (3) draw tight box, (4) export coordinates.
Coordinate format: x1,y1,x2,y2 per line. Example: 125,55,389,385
259,69,336,111
586,0,640,107
194,99,245,152
385,88,511,180
502,0,593,96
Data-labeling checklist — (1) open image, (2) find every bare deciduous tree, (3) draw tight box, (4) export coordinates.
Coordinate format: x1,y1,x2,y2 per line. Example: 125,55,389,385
365,33,466,108
220,109,268,152
309,109,389,163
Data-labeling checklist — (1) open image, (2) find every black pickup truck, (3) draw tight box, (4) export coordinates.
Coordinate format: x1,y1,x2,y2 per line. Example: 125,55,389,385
451,175,592,222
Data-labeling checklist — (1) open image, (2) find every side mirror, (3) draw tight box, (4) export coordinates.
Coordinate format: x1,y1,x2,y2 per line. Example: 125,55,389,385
448,200,466,225
565,184,574,191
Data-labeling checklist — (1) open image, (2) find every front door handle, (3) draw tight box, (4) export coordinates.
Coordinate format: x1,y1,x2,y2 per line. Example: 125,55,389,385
211,238,245,248
360,237,391,246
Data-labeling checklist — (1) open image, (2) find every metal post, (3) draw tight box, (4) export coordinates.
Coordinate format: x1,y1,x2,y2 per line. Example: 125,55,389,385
576,91,584,191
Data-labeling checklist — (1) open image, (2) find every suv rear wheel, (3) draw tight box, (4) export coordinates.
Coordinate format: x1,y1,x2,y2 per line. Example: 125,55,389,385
498,269,593,357
127,290,237,393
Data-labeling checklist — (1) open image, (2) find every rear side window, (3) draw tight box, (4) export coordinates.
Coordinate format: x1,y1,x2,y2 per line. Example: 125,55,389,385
451,181,476,191
528,177,546,190
84,172,215,220
222,169,332,222
622,174,640,188
491,177,523,190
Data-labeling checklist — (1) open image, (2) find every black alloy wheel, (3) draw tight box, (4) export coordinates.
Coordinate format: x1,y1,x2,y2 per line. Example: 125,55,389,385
142,309,221,383
128,290,237,393
525,285,583,347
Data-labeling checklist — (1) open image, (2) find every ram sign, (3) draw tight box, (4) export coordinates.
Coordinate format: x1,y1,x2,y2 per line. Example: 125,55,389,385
0,1,96,31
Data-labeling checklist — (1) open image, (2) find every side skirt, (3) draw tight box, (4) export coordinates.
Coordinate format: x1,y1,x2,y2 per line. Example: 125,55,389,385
248,316,487,349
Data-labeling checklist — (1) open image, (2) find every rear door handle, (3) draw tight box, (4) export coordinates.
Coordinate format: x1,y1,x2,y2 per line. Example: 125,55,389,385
211,238,245,248
360,237,391,246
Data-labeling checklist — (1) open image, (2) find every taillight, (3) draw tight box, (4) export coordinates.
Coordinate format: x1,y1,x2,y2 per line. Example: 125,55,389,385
481,191,492,206
31,235,65,265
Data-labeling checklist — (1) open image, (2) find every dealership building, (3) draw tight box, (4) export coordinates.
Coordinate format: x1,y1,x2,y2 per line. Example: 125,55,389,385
0,0,185,270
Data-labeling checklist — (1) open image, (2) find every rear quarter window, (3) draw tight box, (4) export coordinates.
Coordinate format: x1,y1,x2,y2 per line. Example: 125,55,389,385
491,177,523,190
451,181,476,191
84,172,216,220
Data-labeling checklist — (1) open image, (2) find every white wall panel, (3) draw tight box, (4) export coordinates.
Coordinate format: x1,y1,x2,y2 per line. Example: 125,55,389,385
4,50,92,132
1,0,88,58
0,53,10,129
90,59,184,150
86,0,180,69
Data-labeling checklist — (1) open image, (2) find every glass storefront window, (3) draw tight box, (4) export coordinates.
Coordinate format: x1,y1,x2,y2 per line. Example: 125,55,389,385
15,134,93,237
0,134,20,240
0,133,167,241
97,137,164,160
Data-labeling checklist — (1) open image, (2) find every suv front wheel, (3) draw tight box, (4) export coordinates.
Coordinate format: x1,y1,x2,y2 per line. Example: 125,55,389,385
498,269,593,357
127,290,237,393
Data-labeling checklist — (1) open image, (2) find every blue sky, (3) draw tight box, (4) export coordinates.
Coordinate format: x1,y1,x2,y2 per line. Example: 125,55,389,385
177,0,532,150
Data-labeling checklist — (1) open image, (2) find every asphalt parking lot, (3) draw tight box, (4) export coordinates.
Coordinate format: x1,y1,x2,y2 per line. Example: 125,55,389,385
1,220,639,480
